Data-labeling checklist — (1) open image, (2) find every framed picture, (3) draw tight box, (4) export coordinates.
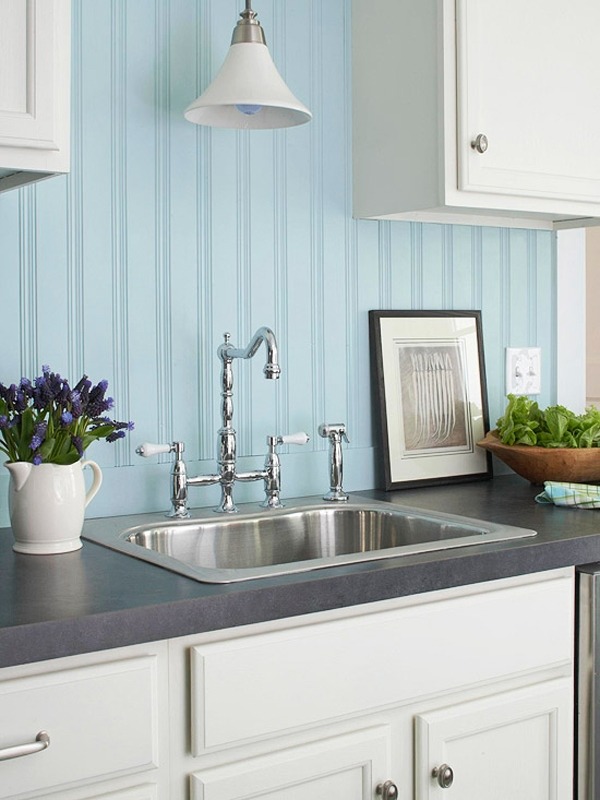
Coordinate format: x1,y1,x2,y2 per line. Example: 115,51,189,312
369,310,492,490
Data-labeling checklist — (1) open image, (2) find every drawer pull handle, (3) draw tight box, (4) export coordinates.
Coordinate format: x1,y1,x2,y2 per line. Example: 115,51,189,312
0,731,50,762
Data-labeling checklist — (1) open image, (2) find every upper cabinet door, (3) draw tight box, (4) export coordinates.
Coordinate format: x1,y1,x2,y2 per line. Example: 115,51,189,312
456,0,600,204
0,0,70,189
352,0,600,228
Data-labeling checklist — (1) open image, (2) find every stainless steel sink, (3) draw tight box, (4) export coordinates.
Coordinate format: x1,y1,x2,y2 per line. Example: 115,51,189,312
83,499,536,583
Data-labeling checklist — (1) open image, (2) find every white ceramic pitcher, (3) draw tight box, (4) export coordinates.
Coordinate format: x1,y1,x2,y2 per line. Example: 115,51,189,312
5,460,103,554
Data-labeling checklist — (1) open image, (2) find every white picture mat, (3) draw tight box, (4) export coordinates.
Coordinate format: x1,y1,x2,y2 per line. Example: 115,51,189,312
379,316,488,484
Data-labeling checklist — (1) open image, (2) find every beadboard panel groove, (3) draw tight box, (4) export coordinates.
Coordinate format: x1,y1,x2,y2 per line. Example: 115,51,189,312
110,0,130,468
67,0,84,382
18,189,37,378
0,0,556,524
154,0,173,465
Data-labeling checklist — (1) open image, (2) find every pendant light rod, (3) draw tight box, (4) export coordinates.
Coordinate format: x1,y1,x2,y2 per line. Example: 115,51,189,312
232,1,265,45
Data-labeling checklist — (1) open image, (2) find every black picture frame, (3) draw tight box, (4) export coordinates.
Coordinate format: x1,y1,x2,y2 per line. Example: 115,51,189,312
369,310,493,490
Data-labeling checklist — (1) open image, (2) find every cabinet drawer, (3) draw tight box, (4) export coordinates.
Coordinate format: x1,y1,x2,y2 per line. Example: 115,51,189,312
191,571,573,752
0,655,160,798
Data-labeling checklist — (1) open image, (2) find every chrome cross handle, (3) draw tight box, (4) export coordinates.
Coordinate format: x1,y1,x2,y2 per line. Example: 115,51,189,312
136,441,190,519
262,431,310,509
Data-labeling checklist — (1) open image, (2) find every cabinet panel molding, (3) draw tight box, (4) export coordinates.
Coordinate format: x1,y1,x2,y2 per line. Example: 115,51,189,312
191,571,573,751
0,655,161,799
0,0,70,190
415,678,573,799
190,726,392,800
353,0,600,228
456,0,600,204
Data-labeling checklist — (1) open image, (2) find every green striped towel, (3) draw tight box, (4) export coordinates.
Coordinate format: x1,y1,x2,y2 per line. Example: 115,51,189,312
535,481,600,508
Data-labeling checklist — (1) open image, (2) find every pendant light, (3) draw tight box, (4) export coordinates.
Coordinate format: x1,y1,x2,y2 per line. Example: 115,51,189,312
184,1,312,130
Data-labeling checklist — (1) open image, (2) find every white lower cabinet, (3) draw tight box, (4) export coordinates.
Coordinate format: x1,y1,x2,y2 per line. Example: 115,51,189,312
176,567,575,800
0,567,576,800
415,679,573,799
0,643,169,800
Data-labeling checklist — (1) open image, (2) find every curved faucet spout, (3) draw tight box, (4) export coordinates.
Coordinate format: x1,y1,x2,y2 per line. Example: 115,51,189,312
219,326,281,379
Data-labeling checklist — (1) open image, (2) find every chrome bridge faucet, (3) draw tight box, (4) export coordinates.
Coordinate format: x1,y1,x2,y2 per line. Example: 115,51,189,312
137,327,308,515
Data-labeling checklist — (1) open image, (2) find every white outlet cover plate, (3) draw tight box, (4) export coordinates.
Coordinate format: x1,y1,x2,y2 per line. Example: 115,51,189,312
506,347,541,395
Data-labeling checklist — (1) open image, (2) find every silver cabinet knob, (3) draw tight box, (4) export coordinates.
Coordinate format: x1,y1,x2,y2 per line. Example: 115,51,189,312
376,780,399,799
432,763,454,789
471,133,489,153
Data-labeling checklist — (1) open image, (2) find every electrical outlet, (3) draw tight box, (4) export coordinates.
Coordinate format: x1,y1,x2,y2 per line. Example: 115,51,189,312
506,347,541,395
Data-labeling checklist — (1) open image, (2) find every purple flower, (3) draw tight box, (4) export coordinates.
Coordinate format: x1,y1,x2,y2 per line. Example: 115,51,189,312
73,374,90,392
73,376,91,408
29,421,48,451
0,367,133,463
5,384,17,408
70,390,83,418
19,378,33,398
106,430,126,443
33,376,52,409
57,382,70,404
87,380,111,417
15,391,27,413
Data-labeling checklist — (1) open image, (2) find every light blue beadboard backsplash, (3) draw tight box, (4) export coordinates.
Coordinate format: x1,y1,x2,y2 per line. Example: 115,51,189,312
0,0,555,525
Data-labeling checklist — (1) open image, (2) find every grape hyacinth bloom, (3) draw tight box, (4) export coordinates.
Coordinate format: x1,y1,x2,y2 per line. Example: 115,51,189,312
0,366,134,465
71,435,84,459
29,421,48,452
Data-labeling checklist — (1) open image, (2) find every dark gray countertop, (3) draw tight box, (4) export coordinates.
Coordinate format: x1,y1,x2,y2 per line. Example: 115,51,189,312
2,474,600,669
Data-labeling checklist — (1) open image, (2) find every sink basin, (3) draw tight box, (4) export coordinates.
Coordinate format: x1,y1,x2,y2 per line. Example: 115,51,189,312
83,499,536,583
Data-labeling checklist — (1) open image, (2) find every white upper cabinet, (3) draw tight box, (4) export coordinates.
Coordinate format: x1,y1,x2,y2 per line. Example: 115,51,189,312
352,0,600,229
0,0,70,193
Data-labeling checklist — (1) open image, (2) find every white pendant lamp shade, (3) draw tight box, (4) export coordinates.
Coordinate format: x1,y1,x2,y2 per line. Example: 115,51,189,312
184,3,311,130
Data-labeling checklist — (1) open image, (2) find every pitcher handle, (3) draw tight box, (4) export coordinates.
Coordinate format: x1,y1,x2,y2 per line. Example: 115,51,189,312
81,460,103,507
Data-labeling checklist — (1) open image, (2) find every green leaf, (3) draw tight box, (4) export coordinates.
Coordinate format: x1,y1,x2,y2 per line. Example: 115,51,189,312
495,395,600,449
543,407,570,445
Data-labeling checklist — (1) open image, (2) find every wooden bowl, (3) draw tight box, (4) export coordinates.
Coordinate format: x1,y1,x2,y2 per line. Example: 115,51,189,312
477,431,600,485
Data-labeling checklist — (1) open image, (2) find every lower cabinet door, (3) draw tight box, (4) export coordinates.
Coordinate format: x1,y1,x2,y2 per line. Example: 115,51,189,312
415,678,573,799
0,655,161,799
190,726,393,800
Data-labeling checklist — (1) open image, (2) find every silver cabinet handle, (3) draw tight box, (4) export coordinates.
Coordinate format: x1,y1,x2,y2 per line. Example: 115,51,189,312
376,780,399,799
0,731,50,762
432,763,454,789
471,133,489,153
